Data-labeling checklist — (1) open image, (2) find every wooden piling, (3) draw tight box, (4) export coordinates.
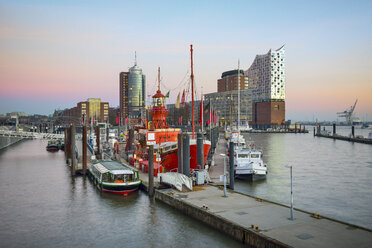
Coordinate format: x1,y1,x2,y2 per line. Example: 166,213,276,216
82,125,87,175
197,132,203,170
177,133,183,173
71,125,76,176
95,125,100,160
148,145,154,198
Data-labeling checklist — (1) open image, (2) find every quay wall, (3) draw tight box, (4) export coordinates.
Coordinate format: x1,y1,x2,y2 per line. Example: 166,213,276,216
140,181,288,247
155,190,289,248
0,136,23,150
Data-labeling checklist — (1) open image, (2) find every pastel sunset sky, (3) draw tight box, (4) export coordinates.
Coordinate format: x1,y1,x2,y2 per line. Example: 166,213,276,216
0,0,371,121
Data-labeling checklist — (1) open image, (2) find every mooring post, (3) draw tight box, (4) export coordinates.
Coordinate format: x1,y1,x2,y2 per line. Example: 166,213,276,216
177,133,183,173
333,123,336,136
71,125,76,176
82,125,87,175
128,129,134,153
148,145,154,197
197,132,203,170
66,127,71,163
182,134,190,176
64,128,68,158
95,125,100,160
229,142,235,190
352,125,355,138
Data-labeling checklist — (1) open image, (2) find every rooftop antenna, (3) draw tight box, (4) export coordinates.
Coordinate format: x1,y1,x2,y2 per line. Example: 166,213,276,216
135,51,137,66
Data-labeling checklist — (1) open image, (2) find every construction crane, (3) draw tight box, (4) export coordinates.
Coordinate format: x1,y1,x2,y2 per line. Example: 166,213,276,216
337,99,358,125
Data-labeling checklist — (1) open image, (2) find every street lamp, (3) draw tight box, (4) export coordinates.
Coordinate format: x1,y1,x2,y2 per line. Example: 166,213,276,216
285,164,294,220
220,153,227,197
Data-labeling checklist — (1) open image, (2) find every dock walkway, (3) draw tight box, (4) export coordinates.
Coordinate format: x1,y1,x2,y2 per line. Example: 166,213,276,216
123,138,372,247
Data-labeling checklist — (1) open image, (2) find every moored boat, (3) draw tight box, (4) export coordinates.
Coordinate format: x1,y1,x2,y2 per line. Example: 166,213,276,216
131,66,211,173
234,145,267,181
88,160,141,195
46,140,59,152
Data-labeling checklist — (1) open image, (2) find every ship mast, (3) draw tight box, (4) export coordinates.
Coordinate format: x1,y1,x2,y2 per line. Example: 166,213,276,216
158,67,161,91
190,44,195,139
238,60,240,131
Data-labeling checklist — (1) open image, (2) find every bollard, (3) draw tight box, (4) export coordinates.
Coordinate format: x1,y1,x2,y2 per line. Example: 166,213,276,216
82,125,87,175
182,134,190,176
71,125,76,176
177,133,183,173
95,125,101,160
229,142,234,190
197,132,203,170
148,145,154,197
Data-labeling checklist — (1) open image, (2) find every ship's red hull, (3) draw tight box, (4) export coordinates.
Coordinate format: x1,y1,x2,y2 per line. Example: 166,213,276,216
161,143,211,173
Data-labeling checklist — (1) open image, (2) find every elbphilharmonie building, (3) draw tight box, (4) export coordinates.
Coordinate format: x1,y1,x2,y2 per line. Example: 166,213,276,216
245,46,286,128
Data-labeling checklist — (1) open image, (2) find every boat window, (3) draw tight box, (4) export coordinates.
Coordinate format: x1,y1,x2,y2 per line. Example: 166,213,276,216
238,154,248,158
102,173,110,182
251,154,260,158
124,174,134,182
113,174,124,183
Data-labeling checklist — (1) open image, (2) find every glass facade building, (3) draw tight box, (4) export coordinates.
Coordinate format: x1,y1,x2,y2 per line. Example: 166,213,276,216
245,45,286,102
128,64,146,118
204,89,252,127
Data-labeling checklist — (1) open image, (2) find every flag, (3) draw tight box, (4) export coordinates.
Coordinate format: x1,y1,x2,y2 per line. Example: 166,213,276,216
125,116,128,124
165,91,170,98
214,112,217,124
178,116,182,124
175,92,180,108
181,90,185,106
116,115,120,125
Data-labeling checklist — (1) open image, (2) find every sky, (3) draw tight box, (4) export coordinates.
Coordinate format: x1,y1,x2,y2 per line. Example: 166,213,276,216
0,0,371,121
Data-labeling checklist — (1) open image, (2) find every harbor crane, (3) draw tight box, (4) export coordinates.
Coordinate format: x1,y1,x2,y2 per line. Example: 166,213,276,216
337,99,358,125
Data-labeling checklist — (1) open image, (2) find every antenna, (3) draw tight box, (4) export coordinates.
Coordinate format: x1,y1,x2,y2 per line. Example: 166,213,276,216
135,51,137,66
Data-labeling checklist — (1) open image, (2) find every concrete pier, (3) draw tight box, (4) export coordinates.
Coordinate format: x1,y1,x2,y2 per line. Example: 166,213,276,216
315,133,372,145
121,139,372,247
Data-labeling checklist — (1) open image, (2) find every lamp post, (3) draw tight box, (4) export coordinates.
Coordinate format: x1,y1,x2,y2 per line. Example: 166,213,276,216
220,153,227,197
285,164,294,220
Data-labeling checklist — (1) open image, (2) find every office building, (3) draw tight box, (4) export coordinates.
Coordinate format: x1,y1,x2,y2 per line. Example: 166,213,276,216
217,69,248,92
119,61,146,126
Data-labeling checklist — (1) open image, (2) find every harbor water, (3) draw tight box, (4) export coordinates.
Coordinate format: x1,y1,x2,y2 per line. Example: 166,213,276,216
0,139,244,248
238,126,372,230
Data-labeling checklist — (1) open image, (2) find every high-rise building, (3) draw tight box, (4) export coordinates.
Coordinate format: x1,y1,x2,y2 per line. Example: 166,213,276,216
246,45,286,128
119,61,146,126
217,69,248,92
119,72,129,124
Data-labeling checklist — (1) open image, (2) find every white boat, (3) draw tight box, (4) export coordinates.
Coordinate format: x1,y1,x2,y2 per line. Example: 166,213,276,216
234,145,267,181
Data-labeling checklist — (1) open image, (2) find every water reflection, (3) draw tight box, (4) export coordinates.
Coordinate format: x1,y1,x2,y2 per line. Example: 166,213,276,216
0,140,245,248
235,130,372,229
